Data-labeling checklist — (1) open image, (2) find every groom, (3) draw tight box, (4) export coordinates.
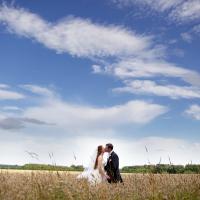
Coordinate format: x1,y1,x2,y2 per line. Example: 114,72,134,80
104,143,123,183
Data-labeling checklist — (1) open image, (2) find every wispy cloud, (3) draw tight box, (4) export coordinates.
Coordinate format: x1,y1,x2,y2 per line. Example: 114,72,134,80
2,106,22,111
193,24,200,33
185,104,200,120
181,32,193,43
20,84,55,97
0,88,25,100
180,23,200,43
112,0,183,11
112,0,200,23
0,84,9,89
113,80,200,99
93,59,200,87
0,5,152,59
170,0,200,22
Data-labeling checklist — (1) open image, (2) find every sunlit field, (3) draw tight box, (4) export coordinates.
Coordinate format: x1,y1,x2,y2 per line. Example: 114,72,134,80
1,170,200,199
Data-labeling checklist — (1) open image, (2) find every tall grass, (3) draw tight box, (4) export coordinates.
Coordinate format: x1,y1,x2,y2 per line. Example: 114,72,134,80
0,170,200,199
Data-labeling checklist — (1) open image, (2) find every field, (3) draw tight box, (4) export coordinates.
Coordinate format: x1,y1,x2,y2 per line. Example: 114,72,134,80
0,170,200,200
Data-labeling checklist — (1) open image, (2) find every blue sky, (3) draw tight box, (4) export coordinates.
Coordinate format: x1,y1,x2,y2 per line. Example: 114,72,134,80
0,0,200,166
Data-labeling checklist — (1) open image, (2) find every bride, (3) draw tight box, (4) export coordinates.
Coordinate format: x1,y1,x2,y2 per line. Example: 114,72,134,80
77,145,109,184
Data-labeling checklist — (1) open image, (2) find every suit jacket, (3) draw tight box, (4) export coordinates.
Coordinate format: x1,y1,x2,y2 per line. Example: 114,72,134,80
104,151,123,183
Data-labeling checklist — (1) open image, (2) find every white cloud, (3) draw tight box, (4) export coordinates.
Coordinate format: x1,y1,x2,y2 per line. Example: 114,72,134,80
21,84,54,97
0,5,152,59
112,0,183,11
0,84,26,101
181,32,193,43
92,65,103,73
23,98,168,131
185,104,200,120
0,84,9,89
93,58,200,100
2,106,22,111
170,0,200,22
0,88,25,100
112,0,200,23
180,23,200,42
171,48,185,57
113,80,200,99
193,24,200,33
95,59,200,87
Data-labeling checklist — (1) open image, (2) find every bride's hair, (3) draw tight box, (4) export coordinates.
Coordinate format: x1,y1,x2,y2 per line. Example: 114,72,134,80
94,145,103,169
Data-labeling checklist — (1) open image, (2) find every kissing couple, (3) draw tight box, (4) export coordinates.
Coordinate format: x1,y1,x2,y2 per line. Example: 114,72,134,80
77,143,123,184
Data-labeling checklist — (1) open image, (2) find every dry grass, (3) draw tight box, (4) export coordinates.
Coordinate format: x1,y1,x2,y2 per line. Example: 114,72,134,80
0,170,200,200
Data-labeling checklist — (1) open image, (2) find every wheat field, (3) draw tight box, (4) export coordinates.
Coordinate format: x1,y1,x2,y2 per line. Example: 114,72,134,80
0,170,200,200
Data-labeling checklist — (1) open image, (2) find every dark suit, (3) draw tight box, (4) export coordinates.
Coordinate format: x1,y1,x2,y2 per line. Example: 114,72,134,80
104,151,123,183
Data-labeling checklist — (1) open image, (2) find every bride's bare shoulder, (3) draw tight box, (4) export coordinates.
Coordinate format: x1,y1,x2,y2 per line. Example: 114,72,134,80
98,154,103,161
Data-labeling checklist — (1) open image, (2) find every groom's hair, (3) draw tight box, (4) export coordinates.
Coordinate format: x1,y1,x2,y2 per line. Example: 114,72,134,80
106,143,113,150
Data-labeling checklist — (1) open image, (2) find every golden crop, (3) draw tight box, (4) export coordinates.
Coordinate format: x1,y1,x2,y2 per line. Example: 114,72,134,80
0,170,200,199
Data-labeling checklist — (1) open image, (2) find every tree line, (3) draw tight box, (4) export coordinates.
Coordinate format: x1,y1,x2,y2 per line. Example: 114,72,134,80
1,164,200,174
121,164,200,174
0,164,84,171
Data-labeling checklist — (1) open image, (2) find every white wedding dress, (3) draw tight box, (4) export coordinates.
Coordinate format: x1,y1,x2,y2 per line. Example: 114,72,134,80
77,153,107,184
